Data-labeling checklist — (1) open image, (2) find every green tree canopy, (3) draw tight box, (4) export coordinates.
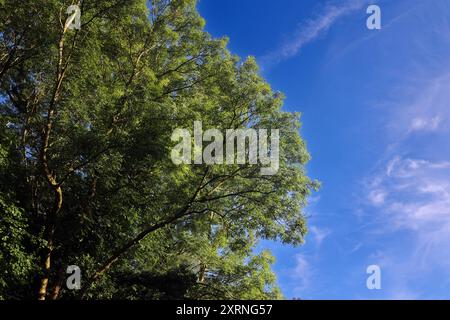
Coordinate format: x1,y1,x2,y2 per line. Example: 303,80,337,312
0,0,318,300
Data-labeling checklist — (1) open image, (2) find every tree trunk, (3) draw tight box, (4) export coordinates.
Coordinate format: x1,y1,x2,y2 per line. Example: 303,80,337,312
37,185,63,300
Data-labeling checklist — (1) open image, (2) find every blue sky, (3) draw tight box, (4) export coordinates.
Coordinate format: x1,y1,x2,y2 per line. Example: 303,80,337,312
198,0,450,299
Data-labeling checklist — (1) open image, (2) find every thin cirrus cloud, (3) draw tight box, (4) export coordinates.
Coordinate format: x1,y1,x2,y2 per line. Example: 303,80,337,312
309,226,331,248
288,226,329,297
366,155,450,279
260,0,369,68
398,73,450,136
362,72,450,289
368,156,450,229
291,253,312,293
359,15,450,294
410,116,441,132
364,71,450,259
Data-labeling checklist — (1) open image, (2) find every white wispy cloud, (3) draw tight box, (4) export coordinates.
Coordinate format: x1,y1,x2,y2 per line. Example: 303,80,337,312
383,60,450,143
292,253,313,293
364,154,450,296
260,0,368,67
410,116,441,132
309,226,331,248
372,156,450,229
360,15,450,294
368,189,387,206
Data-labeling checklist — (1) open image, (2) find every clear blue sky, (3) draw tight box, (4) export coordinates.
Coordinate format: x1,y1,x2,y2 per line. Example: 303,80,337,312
198,0,450,299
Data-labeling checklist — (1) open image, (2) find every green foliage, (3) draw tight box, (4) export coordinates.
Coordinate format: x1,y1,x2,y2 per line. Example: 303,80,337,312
0,0,318,300
0,197,33,299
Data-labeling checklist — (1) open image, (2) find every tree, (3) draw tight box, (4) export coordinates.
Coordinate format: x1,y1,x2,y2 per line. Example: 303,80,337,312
0,0,318,300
